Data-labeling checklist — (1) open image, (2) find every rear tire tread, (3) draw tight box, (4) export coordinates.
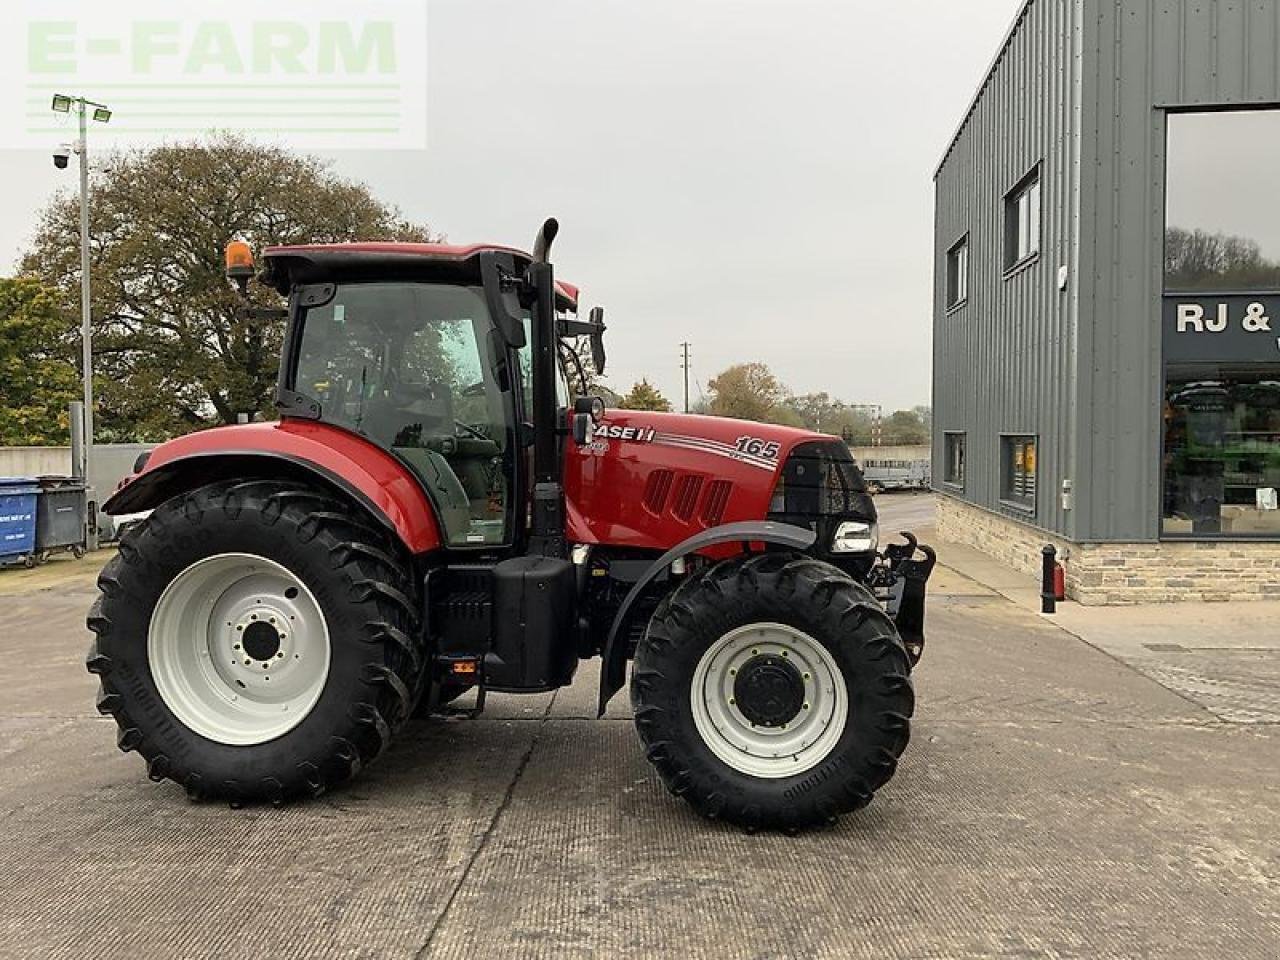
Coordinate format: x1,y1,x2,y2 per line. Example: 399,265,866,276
86,479,424,805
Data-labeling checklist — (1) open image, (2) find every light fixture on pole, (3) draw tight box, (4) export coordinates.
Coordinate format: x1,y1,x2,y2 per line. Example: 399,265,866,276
51,93,112,551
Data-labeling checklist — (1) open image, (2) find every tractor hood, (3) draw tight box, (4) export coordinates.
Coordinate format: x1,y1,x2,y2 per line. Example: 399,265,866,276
563,409,874,552
592,410,828,468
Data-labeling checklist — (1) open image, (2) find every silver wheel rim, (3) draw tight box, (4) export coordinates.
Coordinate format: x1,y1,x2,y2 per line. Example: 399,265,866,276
690,622,848,779
148,553,331,746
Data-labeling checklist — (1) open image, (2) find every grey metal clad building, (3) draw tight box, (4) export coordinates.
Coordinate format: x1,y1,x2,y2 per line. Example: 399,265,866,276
932,0,1280,603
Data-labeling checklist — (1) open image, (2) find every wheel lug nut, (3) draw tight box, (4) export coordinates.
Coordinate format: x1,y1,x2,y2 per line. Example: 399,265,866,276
803,703,810,710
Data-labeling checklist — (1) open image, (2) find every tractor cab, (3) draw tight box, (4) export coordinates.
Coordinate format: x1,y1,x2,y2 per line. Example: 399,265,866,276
258,236,596,553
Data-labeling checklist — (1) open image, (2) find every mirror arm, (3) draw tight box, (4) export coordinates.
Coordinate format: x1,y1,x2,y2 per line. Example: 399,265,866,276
560,318,599,337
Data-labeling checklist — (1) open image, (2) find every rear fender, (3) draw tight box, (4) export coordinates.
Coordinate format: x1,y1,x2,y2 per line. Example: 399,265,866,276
596,520,816,716
103,422,442,555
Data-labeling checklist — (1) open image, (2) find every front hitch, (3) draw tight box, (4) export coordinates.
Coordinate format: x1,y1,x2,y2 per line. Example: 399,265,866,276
867,532,936,667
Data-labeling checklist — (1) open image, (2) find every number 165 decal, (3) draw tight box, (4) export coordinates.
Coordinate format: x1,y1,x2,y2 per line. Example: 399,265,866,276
735,436,781,460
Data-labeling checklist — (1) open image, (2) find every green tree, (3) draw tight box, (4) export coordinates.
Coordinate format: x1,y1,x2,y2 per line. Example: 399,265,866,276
1165,227,1280,291
881,409,929,445
0,278,80,445
619,378,673,412
789,392,874,438
22,134,435,440
706,362,791,424
790,392,834,430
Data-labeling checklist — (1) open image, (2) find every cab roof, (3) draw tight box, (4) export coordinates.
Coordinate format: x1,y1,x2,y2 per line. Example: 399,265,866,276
260,242,580,307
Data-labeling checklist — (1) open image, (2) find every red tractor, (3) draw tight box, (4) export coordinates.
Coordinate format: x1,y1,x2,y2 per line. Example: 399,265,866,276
88,221,934,831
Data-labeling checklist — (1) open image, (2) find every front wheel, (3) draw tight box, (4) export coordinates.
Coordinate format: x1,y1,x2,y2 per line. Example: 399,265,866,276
631,554,914,832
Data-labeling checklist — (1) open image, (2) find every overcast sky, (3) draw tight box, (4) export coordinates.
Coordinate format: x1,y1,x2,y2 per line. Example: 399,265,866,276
0,0,1024,413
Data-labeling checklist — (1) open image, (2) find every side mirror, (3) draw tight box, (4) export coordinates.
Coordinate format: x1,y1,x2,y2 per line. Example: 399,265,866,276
588,306,607,375
572,412,595,446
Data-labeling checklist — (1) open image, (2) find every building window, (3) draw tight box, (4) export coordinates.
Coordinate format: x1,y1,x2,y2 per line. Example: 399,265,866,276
1000,435,1037,509
1163,365,1280,537
1166,110,1280,292
946,236,969,309
1004,167,1041,270
944,432,966,486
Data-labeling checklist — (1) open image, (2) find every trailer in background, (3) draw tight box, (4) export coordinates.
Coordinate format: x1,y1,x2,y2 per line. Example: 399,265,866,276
858,458,931,495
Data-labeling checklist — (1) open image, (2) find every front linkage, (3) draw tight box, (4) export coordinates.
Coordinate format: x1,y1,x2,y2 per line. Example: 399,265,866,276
867,532,937,667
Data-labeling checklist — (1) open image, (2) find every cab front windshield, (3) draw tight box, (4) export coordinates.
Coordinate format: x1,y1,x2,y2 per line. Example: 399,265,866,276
294,282,513,547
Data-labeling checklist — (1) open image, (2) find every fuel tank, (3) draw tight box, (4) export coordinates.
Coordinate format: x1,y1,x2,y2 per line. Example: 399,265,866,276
563,410,839,550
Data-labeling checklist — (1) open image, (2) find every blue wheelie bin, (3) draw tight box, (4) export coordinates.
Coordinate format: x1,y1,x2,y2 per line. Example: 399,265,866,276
0,478,40,568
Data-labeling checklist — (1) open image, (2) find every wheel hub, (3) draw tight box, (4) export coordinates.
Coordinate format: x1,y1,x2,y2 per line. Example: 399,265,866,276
242,620,281,662
690,623,849,779
148,554,331,746
733,654,805,728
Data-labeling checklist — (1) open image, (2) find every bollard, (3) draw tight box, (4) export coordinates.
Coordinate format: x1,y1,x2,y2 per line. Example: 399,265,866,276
1041,544,1057,614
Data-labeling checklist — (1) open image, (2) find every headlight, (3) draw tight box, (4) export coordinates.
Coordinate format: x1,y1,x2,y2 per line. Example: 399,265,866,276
832,520,878,553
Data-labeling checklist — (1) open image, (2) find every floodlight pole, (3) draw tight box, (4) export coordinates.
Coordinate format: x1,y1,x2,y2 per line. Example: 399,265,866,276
77,101,95,549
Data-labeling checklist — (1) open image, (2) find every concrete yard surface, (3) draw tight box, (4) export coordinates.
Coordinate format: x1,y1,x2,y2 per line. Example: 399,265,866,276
1,521,1278,959
925,502,1280,726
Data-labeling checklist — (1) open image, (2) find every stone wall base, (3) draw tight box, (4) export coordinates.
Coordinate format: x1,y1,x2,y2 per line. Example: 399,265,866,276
936,495,1280,604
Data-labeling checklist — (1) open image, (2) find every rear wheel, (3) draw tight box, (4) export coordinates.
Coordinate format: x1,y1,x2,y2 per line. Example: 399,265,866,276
87,480,424,804
631,554,913,832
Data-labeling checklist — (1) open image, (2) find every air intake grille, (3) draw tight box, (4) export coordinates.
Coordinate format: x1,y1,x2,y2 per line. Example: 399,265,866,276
701,480,732,526
642,470,674,515
672,475,703,522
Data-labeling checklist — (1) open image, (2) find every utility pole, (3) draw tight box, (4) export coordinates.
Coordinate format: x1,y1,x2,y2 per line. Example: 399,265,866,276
680,341,691,414
51,94,113,550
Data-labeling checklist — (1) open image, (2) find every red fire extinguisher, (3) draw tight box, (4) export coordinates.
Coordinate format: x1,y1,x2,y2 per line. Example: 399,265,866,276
1053,561,1066,602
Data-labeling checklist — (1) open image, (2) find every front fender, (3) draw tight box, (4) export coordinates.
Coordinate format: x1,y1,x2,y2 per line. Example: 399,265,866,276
596,520,817,716
103,421,442,555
